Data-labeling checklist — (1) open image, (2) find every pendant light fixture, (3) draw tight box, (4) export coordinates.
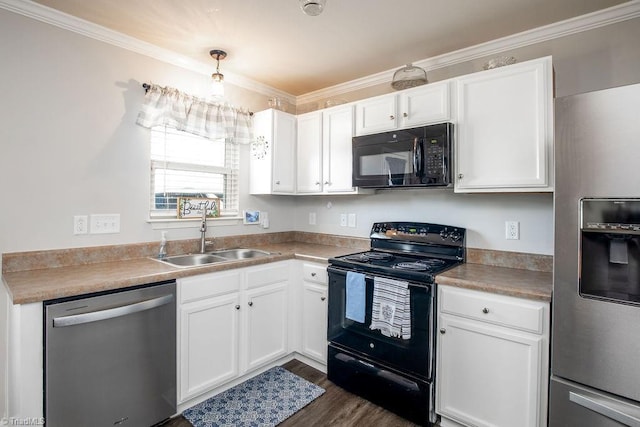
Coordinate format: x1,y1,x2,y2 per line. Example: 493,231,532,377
299,0,327,16
209,49,227,100
391,64,428,90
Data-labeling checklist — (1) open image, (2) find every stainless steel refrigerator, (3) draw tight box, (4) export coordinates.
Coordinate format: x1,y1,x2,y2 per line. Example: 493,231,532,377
550,83,640,426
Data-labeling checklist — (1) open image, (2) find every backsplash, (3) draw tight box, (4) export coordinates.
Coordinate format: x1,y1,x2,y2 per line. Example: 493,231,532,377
2,231,550,274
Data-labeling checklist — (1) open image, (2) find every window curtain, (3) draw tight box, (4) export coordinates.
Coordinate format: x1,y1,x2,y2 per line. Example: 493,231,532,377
136,84,253,144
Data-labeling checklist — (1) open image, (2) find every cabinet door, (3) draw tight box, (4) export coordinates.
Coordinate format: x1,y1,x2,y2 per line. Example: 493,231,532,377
354,94,398,135
323,105,355,193
296,111,323,193
244,282,288,371
272,110,297,193
436,314,544,427
454,57,553,192
301,282,328,363
400,81,451,127
179,293,240,402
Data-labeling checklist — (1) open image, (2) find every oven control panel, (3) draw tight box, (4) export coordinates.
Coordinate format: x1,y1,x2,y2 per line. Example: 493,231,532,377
371,221,465,245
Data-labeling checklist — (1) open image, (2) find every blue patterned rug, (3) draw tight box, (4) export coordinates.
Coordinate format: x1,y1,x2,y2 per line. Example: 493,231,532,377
182,366,325,427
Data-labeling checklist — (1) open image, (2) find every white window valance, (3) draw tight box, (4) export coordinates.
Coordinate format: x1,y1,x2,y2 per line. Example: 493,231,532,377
136,84,253,144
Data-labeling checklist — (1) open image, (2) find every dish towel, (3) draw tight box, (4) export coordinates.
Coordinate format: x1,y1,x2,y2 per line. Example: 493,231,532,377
370,276,411,339
346,271,366,323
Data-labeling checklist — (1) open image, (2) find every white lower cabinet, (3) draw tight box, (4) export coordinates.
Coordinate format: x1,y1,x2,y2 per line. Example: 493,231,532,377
436,285,550,427
300,263,328,363
177,261,290,404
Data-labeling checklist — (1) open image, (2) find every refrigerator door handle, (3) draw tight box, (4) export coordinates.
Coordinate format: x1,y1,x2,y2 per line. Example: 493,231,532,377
570,391,640,427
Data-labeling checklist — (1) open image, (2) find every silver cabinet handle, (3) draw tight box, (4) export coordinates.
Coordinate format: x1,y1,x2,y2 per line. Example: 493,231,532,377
316,182,321,185
235,304,240,310
390,115,395,120
311,272,317,277
458,173,464,179
482,307,490,314
321,296,326,301
53,294,174,327
324,181,330,185
403,112,408,117
440,328,446,334
248,301,253,307
569,391,640,427
275,181,281,185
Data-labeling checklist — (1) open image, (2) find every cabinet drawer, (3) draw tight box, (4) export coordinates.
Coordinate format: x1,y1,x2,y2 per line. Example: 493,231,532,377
439,285,545,334
245,261,290,289
179,270,241,303
303,263,327,284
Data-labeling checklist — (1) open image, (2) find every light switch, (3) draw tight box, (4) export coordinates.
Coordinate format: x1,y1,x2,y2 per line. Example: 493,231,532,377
90,214,120,234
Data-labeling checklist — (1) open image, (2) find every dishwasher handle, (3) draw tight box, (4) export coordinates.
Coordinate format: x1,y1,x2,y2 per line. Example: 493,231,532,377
53,294,174,328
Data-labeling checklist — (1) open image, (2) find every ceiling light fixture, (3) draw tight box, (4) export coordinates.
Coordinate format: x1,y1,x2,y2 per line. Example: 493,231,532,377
391,64,428,90
299,0,326,16
209,49,227,100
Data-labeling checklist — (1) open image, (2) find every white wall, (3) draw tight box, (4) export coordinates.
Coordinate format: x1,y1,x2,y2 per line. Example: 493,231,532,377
293,191,553,255
0,9,295,256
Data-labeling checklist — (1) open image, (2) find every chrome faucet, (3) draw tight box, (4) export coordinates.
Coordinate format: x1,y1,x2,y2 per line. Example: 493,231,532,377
199,208,207,254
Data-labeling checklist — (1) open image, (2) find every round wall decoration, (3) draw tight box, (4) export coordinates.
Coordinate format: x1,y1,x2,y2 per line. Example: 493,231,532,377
251,135,269,159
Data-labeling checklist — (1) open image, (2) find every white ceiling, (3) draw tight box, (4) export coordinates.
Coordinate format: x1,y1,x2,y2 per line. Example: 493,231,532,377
27,0,631,95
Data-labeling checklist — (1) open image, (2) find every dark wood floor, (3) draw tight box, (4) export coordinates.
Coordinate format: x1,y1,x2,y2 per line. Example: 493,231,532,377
163,359,419,426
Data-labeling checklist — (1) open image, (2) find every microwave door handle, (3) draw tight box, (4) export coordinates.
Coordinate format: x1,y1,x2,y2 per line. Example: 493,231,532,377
413,138,423,177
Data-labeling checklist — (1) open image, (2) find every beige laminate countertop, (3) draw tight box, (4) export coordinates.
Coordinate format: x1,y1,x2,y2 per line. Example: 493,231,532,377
2,242,552,304
435,263,552,302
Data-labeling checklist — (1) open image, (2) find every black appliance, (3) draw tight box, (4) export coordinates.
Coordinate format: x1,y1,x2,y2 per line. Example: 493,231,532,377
327,221,465,425
352,123,453,188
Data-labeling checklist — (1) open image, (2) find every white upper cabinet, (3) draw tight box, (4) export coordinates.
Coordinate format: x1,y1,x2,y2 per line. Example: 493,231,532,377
295,104,364,195
454,56,554,192
354,81,452,136
354,94,398,135
323,105,358,193
399,81,451,128
250,109,296,194
296,111,324,193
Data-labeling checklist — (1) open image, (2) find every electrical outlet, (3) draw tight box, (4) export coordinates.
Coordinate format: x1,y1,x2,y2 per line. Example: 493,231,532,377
309,212,316,225
505,221,520,240
73,215,88,235
340,213,347,227
348,213,357,228
90,214,121,234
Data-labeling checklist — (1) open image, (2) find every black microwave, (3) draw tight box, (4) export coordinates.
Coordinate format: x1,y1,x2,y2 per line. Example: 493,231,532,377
352,123,453,188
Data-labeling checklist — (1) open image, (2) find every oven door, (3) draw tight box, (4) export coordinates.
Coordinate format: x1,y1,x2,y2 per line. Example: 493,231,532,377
327,265,434,381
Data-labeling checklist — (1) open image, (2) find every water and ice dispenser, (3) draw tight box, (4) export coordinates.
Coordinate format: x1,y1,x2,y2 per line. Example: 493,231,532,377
580,199,640,304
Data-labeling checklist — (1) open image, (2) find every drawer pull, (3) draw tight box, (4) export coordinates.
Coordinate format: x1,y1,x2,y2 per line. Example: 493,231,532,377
321,296,326,301
482,307,490,314
440,328,446,334
235,305,240,310
248,301,253,307
311,272,317,277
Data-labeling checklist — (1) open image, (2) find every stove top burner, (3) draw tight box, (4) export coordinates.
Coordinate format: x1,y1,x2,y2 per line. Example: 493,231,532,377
345,252,394,263
393,262,429,271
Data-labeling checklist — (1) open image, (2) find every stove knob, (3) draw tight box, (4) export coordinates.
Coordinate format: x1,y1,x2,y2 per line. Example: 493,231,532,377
439,229,448,240
450,231,462,242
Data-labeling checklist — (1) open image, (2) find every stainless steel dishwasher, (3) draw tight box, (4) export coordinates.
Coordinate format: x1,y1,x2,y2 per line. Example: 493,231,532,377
44,280,176,427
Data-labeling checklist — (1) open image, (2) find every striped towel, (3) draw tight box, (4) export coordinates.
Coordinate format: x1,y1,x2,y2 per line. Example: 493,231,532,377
370,276,411,339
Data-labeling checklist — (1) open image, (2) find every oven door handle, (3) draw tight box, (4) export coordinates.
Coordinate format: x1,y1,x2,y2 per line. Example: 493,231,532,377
569,391,640,427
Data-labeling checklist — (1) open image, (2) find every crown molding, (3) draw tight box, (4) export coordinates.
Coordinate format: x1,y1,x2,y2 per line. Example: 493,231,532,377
0,0,296,102
296,0,640,104
2,0,639,105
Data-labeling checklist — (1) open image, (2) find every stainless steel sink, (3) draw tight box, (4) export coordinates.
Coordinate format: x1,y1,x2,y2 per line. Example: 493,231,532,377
157,253,228,267
209,248,271,260
154,248,271,267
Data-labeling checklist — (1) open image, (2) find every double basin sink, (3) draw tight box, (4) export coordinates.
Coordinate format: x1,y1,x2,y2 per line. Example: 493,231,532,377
157,248,272,268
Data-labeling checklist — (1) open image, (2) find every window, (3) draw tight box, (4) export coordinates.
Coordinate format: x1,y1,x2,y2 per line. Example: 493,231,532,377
150,126,239,219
